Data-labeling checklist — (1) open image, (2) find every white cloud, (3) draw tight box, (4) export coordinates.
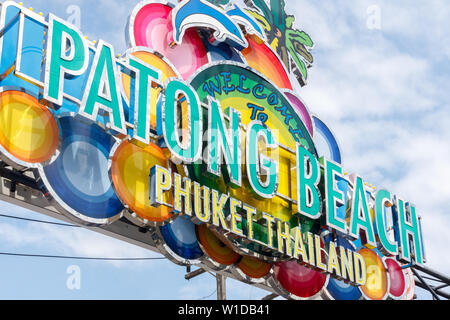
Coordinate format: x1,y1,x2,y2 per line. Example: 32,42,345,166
0,203,159,269
4,0,449,298
288,0,450,278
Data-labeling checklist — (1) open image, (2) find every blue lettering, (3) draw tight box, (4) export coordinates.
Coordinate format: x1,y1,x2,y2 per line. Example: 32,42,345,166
248,103,268,124
275,104,293,125
237,74,250,94
267,93,278,105
203,75,222,98
220,72,235,95
252,84,267,99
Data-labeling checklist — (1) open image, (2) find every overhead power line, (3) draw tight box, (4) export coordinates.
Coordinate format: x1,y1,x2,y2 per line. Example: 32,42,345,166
0,214,166,261
0,252,166,261
198,289,217,300
0,213,80,227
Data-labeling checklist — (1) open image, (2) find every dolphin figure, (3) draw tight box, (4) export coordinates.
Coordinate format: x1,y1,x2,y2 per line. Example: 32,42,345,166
226,4,266,41
172,0,248,49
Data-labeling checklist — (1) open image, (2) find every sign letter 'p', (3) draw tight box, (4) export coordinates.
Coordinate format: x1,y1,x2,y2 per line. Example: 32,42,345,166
150,165,172,208
44,14,88,106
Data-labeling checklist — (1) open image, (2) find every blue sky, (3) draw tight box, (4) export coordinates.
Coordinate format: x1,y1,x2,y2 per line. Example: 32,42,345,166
0,0,449,300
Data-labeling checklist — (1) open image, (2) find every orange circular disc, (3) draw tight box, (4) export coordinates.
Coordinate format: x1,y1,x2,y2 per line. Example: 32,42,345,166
110,140,173,223
196,223,240,266
238,256,272,279
0,90,58,164
359,248,389,300
241,34,293,90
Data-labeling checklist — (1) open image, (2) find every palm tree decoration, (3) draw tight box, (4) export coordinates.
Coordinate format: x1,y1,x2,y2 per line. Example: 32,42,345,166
204,0,314,86
244,0,314,86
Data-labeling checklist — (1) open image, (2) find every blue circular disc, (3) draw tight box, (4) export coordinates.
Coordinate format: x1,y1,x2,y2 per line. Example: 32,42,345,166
159,215,203,260
40,116,124,223
325,237,362,300
327,276,363,300
313,116,342,164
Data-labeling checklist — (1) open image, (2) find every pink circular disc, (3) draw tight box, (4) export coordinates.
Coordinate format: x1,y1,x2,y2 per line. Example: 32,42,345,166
274,261,328,299
284,91,314,137
131,3,209,80
385,258,406,299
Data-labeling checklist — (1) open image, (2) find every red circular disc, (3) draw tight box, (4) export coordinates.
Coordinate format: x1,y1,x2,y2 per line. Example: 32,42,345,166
403,267,416,300
385,258,406,299
274,261,328,299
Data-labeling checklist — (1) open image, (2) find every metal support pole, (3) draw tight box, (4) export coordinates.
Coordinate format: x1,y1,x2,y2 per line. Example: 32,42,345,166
434,283,450,291
414,280,450,300
0,167,39,190
216,273,226,300
262,293,279,301
413,265,450,284
411,268,440,300
185,268,206,280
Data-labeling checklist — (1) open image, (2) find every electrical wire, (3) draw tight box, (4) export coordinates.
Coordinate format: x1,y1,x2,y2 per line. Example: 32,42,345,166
0,252,166,261
198,289,217,300
1,213,226,297
0,213,166,261
0,213,80,227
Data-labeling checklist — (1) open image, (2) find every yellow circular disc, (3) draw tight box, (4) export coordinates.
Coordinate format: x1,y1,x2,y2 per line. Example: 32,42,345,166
110,140,173,223
122,50,178,130
0,90,58,164
359,248,389,300
202,95,298,223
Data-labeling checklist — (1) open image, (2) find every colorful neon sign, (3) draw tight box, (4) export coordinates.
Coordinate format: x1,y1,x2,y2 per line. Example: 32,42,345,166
0,1,426,300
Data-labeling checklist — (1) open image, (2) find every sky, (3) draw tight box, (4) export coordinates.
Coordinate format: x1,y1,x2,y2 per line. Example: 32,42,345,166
0,0,449,300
